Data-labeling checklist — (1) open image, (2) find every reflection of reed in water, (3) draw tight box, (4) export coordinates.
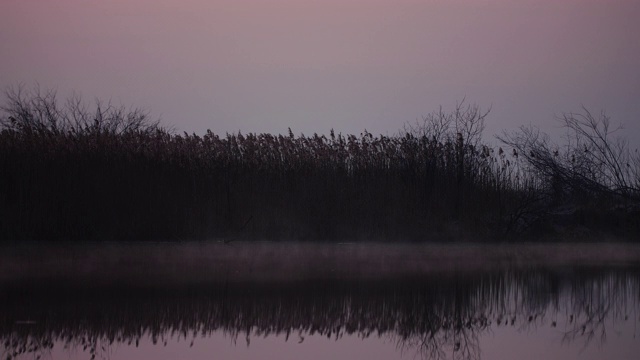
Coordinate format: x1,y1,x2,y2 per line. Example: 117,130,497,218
395,270,640,360
1,269,638,360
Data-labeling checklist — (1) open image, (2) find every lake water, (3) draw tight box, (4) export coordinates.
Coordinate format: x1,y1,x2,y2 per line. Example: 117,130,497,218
1,242,640,360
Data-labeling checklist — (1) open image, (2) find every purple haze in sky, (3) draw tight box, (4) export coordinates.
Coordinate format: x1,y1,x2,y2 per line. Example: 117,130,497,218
1,0,639,144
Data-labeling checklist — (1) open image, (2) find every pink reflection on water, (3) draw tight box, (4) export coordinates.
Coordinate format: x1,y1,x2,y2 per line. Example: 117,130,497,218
13,313,638,360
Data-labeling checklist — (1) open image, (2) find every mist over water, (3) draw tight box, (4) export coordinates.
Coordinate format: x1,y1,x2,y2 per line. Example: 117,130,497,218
2,242,640,360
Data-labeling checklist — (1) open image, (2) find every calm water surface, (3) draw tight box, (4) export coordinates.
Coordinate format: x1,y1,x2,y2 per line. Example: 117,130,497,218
1,242,639,360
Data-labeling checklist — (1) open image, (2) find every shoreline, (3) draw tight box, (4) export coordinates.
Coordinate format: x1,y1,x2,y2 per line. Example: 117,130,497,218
2,242,640,286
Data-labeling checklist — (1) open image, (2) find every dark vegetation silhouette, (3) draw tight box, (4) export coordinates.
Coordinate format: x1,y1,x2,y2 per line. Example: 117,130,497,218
1,268,637,360
0,86,638,242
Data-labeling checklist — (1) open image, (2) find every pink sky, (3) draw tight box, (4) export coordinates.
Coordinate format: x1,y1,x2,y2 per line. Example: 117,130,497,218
1,0,639,143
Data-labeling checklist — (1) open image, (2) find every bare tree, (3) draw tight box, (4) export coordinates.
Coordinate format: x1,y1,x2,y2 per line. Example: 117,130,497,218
498,108,640,204
0,84,160,136
405,99,490,148
560,108,638,197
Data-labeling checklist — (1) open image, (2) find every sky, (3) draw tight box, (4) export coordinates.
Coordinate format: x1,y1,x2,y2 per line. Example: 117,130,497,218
1,0,639,145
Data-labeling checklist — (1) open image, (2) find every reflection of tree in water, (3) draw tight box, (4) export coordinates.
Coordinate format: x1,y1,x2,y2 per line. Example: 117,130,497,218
560,271,639,347
1,268,638,360
392,271,554,360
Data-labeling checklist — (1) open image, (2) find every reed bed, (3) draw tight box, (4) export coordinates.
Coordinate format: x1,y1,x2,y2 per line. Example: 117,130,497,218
0,89,637,242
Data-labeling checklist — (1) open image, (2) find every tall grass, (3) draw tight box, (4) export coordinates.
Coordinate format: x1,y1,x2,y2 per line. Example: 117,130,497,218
0,88,637,241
